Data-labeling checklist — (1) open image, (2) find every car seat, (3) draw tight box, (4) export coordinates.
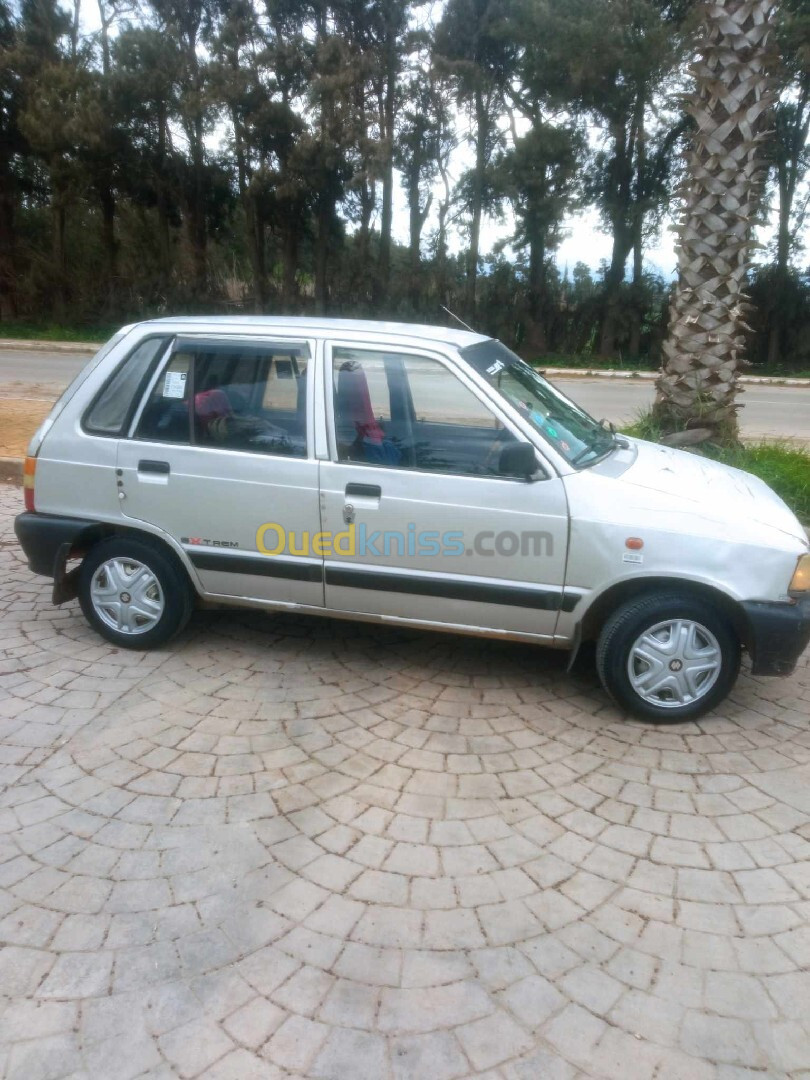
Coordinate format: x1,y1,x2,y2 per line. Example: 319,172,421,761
194,388,232,443
336,363,384,442
335,362,401,465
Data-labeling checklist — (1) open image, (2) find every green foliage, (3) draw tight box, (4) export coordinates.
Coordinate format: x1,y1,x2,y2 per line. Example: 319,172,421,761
0,322,111,342
0,0,805,375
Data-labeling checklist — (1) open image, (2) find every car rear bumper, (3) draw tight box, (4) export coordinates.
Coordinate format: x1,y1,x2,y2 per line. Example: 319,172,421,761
741,596,810,676
14,512,97,577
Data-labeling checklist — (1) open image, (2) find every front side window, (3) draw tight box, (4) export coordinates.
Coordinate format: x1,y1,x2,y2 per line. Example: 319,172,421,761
332,347,522,476
134,339,310,456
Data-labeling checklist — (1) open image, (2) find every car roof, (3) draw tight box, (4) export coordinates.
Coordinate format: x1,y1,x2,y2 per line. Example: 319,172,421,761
138,315,489,349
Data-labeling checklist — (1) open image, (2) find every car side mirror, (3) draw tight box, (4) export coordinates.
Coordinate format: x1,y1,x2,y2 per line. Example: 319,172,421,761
499,441,540,481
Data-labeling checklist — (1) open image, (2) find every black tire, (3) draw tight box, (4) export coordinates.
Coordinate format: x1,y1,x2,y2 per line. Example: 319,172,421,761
596,592,741,722
78,535,194,649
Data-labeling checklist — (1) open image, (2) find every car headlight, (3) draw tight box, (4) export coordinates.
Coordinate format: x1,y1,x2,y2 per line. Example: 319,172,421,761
789,554,810,596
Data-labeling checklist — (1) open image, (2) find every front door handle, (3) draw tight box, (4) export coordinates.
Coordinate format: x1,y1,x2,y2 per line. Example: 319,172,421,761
345,483,381,498
138,459,170,475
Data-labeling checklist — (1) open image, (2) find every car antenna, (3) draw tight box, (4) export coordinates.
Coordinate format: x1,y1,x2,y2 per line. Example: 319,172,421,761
441,305,476,333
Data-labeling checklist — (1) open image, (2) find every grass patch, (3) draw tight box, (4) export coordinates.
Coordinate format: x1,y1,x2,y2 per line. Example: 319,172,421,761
0,322,113,343
623,414,810,525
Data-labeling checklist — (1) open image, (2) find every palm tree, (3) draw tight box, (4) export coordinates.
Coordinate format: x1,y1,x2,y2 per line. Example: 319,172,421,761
654,0,778,442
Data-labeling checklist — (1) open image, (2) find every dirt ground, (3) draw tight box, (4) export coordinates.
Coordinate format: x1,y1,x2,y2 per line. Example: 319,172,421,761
0,383,60,457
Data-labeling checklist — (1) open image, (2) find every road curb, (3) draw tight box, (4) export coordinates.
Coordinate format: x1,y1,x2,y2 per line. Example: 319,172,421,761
541,366,810,387
0,339,97,354
0,457,22,485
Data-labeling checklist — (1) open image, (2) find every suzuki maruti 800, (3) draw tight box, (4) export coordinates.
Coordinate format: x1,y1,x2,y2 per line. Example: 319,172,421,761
14,317,810,721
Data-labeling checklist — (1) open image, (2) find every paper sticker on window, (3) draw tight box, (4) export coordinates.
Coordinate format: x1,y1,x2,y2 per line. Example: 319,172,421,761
163,370,187,398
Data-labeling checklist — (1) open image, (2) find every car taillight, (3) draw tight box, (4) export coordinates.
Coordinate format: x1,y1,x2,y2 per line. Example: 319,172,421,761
23,456,36,512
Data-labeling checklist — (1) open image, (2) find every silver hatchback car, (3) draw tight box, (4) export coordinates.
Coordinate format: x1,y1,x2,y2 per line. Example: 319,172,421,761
14,317,810,721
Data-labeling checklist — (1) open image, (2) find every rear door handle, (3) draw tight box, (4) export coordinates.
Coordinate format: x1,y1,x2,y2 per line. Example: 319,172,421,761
345,483,381,498
138,459,170,475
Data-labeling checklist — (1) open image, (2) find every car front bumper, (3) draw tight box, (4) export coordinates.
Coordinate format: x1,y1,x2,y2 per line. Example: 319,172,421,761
741,596,810,676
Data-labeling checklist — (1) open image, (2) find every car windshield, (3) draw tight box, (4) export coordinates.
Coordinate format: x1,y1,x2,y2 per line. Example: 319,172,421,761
460,339,616,467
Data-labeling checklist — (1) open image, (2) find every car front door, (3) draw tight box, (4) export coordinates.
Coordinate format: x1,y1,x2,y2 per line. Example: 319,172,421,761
320,342,571,640
117,334,323,608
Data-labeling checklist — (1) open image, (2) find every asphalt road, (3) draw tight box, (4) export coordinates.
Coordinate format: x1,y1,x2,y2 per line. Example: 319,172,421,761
561,377,810,443
1,347,808,443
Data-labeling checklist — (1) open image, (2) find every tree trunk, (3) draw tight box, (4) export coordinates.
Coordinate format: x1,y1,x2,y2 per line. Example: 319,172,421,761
655,0,777,439
232,107,265,314
408,180,430,311
598,109,638,357
155,104,172,293
435,154,452,309
281,216,299,310
99,182,117,305
598,229,633,357
315,192,331,315
183,19,207,301
51,175,67,317
464,86,488,318
628,216,645,359
375,14,397,308
356,179,375,306
0,182,17,320
525,218,547,353
189,118,207,299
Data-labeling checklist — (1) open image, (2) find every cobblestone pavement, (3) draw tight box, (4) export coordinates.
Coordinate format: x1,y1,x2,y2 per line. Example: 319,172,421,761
1,483,809,1080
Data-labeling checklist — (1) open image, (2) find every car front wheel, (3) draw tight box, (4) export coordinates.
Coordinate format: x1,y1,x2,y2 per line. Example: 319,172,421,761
596,592,741,721
78,536,193,649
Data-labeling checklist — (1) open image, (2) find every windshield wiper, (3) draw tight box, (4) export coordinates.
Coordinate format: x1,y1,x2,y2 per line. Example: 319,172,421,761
571,430,617,467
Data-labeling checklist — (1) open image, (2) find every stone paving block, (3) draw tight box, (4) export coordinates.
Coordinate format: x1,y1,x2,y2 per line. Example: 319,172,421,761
456,1010,534,1070
378,982,491,1033
222,995,286,1048
310,1027,389,1079
0,483,807,1077
6,1033,83,1080
390,1031,469,1080
543,1002,607,1062
37,952,112,999
198,1048,284,1079
262,1014,330,1072
559,965,624,1016
158,1018,235,1078
681,1011,768,1069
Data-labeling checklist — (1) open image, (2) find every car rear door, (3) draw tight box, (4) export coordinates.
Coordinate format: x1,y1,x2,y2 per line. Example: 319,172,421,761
117,334,324,608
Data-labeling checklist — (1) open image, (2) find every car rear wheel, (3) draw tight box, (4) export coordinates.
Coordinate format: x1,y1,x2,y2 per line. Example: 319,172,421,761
596,592,741,721
78,536,193,649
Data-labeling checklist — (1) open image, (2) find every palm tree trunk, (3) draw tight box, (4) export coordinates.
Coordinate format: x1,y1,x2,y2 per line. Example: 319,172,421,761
654,0,777,440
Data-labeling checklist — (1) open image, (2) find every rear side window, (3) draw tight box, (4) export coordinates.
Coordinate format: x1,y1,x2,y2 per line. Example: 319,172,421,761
136,354,192,443
84,337,169,436
134,339,310,457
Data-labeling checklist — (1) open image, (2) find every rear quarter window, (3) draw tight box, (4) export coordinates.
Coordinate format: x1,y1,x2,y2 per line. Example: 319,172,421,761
83,336,170,436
